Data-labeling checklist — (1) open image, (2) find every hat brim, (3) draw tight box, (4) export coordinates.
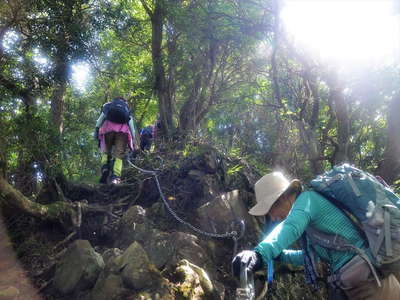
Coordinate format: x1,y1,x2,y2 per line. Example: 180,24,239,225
248,190,285,216
248,180,300,216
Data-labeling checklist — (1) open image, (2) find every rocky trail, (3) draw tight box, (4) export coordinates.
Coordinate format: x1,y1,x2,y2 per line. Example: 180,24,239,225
0,147,327,300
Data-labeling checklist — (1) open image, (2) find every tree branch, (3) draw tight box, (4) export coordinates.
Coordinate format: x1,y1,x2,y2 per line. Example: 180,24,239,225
139,0,153,17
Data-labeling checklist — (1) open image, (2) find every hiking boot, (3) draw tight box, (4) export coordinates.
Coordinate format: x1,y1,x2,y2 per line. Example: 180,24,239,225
110,175,121,185
99,164,110,184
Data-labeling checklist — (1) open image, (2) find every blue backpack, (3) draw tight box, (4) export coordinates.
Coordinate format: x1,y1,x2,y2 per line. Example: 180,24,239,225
309,163,400,276
140,126,153,138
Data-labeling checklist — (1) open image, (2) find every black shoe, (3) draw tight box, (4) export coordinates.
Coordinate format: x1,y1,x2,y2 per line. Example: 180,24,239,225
99,164,110,184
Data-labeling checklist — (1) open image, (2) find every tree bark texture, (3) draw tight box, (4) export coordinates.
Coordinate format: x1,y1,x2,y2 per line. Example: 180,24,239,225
50,51,68,136
51,81,67,135
269,0,288,170
270,0,282,107
296,55,323,175
297,120,323,175
325,71,350,164
148,0,174,137
178,42,218,135
376,95,400,184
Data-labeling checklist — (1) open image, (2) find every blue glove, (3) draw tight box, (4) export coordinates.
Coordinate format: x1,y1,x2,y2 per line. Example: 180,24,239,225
232,250,263,278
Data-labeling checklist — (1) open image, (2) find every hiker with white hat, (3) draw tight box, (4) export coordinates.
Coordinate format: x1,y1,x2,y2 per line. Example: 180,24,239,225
232,172,400,300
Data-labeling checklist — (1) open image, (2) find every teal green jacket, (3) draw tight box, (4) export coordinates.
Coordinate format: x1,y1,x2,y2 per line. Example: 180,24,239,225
254,190,369,272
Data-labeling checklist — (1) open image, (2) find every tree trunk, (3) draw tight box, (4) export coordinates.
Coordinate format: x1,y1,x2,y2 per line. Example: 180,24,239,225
178,42,218,137
305,76,323,175
376,95,400,184
150,0,174,137
325,71,350,164
295,56,323,175
269,0,287,170
178,75,201,134
51,54,68,136
51,81,67,135
270,0,282,107
297,121,323,175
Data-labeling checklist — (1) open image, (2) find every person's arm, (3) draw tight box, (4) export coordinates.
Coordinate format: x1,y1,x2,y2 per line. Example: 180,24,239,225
94,112,106,140
128,117,140,147
95,112,106,128
254,192,314,267
278,249,304,266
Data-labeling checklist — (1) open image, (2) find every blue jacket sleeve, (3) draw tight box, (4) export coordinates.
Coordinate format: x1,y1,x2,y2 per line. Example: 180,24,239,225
254,193,314,267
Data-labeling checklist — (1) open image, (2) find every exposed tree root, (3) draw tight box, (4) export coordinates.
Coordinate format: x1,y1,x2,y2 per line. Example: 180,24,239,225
0,175,74,225
0,175,120,230
53,231,77,252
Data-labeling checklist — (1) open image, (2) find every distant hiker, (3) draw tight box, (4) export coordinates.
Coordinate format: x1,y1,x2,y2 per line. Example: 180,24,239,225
232,170,400,300
140,118,162,151
94,97,139,184
140,125,155,151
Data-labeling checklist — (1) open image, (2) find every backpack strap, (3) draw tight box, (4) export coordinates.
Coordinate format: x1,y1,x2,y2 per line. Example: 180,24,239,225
372,222,386,258
346,173,362,197
375,188,397,258
384,208,393,257
299,233,320,290
371,205,400,264
305,227,382,287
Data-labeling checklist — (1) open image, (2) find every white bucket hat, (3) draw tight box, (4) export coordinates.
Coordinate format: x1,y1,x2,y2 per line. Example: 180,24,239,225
249,172,295,216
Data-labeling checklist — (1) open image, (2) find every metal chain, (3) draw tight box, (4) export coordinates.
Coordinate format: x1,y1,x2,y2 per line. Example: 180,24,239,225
126,158,242,239
231,220,245,256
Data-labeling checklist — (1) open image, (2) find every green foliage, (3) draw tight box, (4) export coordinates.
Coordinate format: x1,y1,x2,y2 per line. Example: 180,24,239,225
227,164,243,175
393,179,400,194
0,0,399,190
60,90,100,181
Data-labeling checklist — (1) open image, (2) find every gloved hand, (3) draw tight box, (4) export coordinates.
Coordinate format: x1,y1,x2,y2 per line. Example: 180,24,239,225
232,250,263,278
94,127,99,141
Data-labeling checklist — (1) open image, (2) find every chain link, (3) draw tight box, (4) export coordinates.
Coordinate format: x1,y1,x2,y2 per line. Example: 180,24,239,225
127,158,242,239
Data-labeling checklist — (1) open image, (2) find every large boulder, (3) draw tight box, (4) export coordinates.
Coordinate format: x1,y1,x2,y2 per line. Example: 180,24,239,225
169,232,210,268
116,241,162,290
115,205,174,269
90,274,129,300
54,240,104,295
196,190,261,247
90,241,166,299
115,205,151,249
116,204,215,267
102,248,123,266
129,278,176,300
143,229,174,269
174,259,221,300
190,146,219,174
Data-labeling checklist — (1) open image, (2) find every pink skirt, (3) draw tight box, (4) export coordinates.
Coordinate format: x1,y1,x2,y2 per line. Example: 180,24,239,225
99,120,135,152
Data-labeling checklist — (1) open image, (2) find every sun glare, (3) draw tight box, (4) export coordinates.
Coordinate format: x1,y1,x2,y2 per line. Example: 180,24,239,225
71,62,91,92
281,0,400,66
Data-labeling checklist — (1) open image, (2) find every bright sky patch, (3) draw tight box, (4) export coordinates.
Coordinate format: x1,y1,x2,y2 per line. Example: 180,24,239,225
71,62,91,92
281,0,400,66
